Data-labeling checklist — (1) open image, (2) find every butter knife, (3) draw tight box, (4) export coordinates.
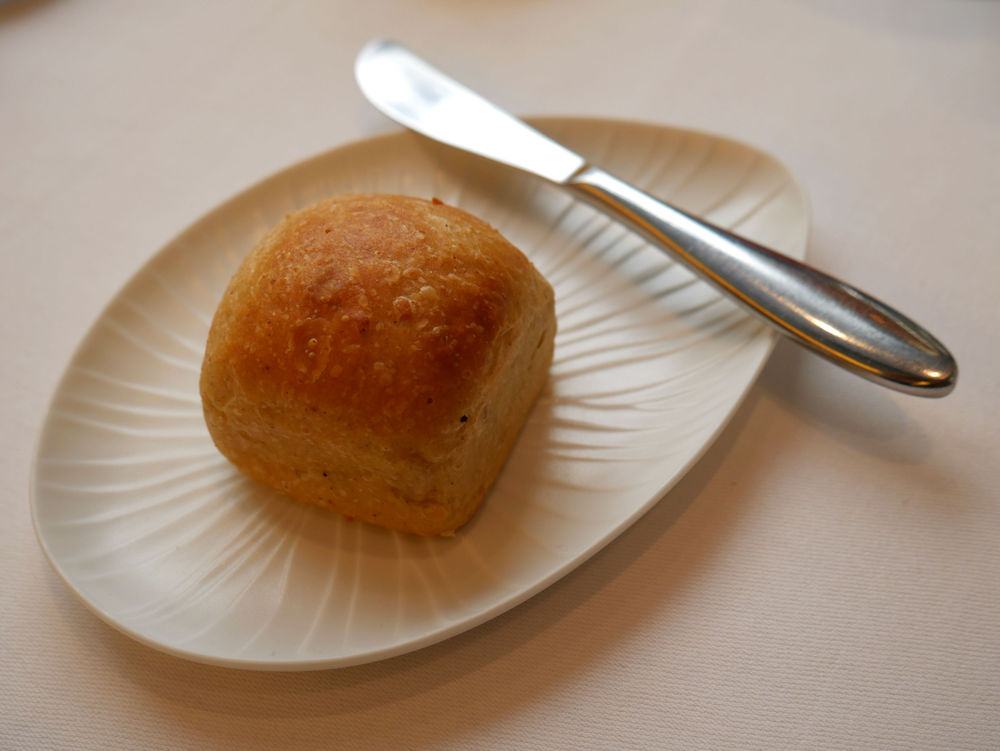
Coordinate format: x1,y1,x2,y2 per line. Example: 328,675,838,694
355,39,956,397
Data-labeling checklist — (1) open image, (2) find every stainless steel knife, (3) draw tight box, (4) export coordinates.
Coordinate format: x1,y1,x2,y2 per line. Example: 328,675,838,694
355,39,956,397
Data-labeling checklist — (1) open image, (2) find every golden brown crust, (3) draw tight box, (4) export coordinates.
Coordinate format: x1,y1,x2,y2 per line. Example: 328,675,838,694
200,194,555,535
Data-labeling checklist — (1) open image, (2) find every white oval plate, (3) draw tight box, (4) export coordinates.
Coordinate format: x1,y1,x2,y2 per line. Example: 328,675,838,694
31,117,808,670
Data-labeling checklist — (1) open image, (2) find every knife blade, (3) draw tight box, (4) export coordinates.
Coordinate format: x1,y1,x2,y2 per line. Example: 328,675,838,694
355,39,956,397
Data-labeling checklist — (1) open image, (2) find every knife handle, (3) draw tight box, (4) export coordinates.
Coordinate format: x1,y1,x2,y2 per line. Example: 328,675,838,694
566,166,956,396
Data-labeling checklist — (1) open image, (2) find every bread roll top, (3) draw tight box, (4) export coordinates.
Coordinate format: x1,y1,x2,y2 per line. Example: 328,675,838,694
208,195,546,441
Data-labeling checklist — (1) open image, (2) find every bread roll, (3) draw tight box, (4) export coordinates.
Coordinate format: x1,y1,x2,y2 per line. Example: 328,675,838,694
200,194,556,535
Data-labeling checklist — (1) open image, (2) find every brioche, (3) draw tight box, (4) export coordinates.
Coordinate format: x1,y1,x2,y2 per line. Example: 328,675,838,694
199,194,555,535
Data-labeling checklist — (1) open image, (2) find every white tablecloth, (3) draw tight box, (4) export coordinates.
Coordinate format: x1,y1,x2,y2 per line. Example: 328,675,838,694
3,1,998,748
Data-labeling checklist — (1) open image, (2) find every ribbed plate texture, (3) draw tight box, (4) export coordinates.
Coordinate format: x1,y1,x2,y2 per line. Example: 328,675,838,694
32,117,809,669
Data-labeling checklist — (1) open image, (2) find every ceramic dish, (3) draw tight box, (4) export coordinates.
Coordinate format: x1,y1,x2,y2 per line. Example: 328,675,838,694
31,117,808,669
